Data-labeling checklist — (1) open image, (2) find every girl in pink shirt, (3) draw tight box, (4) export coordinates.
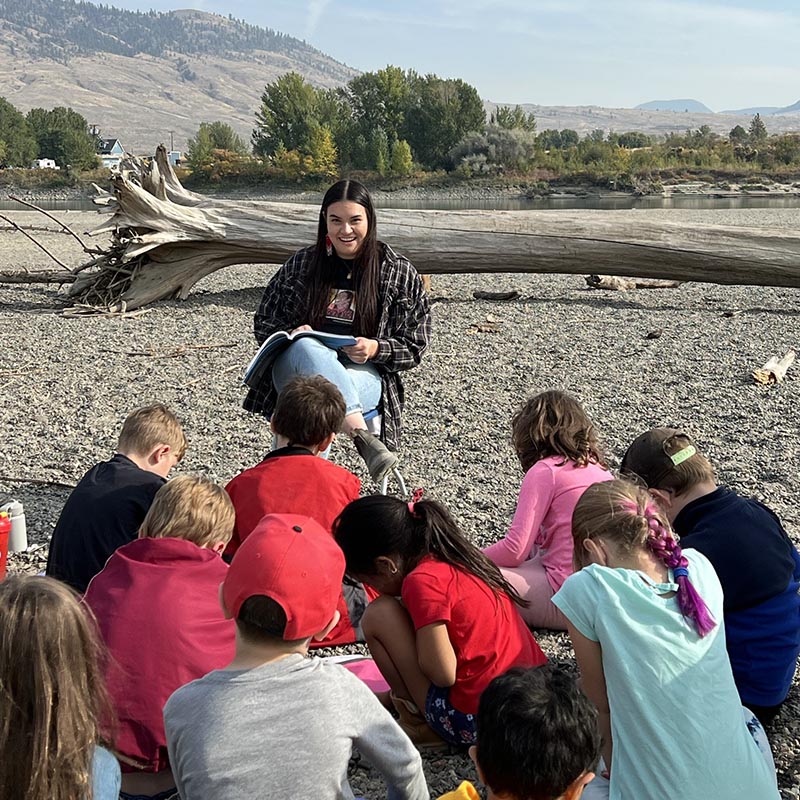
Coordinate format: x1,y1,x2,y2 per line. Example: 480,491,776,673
484,391,612,629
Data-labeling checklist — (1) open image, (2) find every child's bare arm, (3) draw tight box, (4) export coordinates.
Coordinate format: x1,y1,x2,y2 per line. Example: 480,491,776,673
416,622,457,687
568,622,613,772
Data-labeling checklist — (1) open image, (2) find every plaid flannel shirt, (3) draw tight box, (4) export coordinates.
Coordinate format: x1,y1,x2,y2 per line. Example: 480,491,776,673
243,243,431,451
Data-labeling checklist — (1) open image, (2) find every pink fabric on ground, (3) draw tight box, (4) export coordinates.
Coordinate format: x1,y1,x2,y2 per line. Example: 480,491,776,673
340,658,391,693
484,456,613,593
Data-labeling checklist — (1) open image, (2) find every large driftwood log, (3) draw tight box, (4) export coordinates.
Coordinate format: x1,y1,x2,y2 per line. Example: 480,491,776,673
60,146,800,311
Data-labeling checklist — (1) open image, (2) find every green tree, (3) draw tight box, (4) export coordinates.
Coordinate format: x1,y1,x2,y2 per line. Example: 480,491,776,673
307,125,338,178
370,127,390,175
617,131,652,149
0,98,38,166
537,129,563,150
449,125,537,172
559,129,580,148
748,113,768,144
491,105,536,132
390,138,413,176
403,75,486,168
26,106,98,169
728,125,748,144
185,124,215,171
193,121,248,154
347,66,412,145
252,72,319,157
315,87,352,164
773,134,800,165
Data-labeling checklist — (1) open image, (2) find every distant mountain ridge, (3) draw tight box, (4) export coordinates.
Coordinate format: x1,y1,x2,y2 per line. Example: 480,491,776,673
0,0,337,66
0,0,356,151
635,99,713,113
721,100,800,116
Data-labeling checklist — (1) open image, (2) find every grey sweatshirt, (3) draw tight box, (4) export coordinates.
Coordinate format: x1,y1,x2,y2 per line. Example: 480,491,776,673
163,653,429,800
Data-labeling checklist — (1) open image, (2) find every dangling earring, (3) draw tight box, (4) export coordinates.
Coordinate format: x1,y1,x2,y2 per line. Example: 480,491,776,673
325,234,333,257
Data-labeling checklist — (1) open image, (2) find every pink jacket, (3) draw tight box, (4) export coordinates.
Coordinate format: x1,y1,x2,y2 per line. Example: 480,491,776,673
484,456,612,592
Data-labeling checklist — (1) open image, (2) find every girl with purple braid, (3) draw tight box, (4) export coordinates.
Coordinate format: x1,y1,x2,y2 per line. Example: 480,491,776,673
552,479,779,800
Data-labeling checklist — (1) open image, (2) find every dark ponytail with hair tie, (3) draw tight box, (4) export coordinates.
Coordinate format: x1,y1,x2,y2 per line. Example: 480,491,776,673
333,494,529,609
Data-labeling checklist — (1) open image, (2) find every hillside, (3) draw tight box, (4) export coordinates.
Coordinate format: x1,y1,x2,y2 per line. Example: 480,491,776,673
0,0,356,151
722,100,800,116
484,101,800,137
635,98,713,113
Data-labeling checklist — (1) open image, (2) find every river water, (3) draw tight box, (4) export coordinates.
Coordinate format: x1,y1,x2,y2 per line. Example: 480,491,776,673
2,195,800,213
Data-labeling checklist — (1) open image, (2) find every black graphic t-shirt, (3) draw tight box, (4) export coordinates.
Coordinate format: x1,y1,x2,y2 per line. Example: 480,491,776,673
321,257,356,335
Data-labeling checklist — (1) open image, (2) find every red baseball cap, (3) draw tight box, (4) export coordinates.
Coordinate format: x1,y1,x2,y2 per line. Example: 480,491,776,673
223,514,345,640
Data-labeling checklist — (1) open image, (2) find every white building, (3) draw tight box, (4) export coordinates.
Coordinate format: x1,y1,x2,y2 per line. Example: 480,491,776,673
31,158,59,169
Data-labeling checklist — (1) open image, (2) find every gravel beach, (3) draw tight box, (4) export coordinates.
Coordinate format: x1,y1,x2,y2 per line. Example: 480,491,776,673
2,207,800,797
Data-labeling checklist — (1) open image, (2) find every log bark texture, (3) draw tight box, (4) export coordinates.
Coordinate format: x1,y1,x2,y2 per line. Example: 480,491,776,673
64,146,800,311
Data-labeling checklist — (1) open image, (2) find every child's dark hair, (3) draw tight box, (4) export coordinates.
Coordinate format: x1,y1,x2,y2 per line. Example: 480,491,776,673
477,665,600,800
572,479,716,637
512,390,605,472
333,494,528,608
235,595,307,647
271,375,346,447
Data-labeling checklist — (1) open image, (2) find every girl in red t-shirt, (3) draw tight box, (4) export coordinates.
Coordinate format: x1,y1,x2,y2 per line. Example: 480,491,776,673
333,494,547,748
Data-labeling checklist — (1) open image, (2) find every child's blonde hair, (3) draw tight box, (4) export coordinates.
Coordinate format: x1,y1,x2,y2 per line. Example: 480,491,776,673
511,390,605,472
572,479,716,636
117,404,187,461
139,474,234,548
0,576,113,800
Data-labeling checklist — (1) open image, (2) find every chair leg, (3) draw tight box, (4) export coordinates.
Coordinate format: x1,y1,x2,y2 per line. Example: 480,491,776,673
379,466,408,497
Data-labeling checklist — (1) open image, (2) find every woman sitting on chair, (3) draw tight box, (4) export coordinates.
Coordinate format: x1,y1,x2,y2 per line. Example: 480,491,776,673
244,179,431,484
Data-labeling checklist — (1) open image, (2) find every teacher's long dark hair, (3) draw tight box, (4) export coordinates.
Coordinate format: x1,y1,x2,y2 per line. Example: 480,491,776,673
307,179,382,336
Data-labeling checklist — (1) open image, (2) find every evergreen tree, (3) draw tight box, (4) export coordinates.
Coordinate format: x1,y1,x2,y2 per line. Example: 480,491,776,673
748,113,768,144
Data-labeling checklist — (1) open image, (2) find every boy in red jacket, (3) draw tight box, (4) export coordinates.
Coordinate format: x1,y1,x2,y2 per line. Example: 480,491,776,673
226,375,366,645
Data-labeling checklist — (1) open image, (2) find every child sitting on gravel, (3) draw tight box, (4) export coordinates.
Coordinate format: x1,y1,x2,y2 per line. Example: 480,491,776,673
163,513,428,800
84,474,236,800
483,391,612,629
46,404,186,593
226,375,366,646
553,479,780,800
334,493,547,749
438,665,600,800
621,427,800,726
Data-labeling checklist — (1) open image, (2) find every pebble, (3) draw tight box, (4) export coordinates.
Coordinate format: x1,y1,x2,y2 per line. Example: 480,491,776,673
2,209,800,797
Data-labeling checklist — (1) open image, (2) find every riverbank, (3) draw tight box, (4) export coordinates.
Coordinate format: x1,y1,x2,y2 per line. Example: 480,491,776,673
1,208,800,797
2,172,800,205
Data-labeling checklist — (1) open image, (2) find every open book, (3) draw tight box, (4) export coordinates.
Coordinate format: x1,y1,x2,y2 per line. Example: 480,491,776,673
243,329,357,390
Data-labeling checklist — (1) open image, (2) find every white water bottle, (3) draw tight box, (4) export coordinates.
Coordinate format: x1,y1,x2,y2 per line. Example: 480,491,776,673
1,501,27,552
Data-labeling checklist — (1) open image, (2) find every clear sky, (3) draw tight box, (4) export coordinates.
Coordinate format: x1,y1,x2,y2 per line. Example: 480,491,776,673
109,0,800,110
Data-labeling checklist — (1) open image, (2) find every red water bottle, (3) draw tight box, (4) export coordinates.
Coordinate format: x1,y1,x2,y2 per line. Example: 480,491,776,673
0,511,10,580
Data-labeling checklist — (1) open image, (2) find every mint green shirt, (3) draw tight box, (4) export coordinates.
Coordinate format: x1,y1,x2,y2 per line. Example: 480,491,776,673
553,549,779,800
